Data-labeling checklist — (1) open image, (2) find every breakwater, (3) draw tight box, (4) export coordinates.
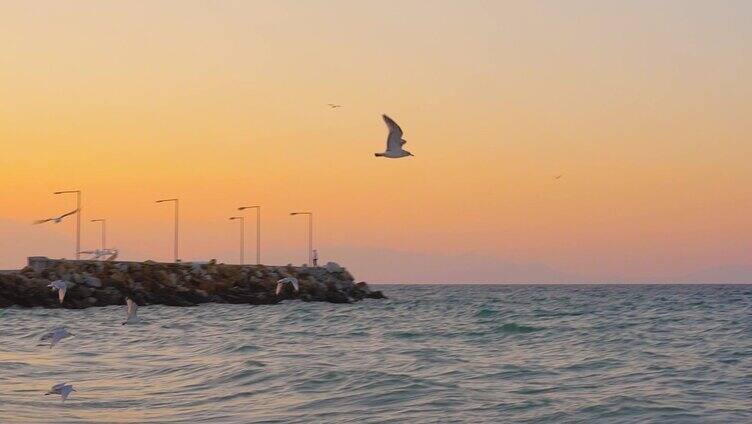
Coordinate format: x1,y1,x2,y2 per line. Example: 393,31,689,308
0,257,385,308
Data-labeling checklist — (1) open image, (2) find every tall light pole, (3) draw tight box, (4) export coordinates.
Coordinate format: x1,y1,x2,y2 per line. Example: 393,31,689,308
238,205,260,264
90,218,106,250
229,216,245,265
156,198,179,262
54,190,81,260
290,211,313,266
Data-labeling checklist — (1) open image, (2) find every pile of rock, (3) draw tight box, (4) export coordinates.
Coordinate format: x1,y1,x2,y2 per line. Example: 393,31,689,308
0,257,386,309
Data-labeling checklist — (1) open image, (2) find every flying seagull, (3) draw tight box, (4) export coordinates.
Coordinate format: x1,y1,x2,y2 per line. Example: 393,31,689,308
45,382,76,403
122,297,139,325
554,174,563,180
327,103,342,109
40,327,73,348
375,114,413,158
33,209,78,225
276,277,300,296
48,280,68,303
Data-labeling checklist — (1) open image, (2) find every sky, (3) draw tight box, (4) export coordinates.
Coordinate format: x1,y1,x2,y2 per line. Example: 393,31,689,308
1,0,750,283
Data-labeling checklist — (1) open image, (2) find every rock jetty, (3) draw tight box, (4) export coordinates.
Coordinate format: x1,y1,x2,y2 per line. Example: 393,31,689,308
0,257,385,309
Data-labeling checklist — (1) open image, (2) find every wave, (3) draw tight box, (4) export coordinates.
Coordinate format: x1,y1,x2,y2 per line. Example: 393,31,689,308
1,284,750,423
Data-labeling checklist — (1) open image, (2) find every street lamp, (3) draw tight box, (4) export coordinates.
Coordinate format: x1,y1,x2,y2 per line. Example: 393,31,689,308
156,198,179,262
290,211,313,266
229,216,245,265
54,190,81,260
238,205,261,264
90,218,106,250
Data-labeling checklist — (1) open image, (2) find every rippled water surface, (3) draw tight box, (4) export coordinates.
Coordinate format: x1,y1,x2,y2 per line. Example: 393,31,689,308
1,284,751,423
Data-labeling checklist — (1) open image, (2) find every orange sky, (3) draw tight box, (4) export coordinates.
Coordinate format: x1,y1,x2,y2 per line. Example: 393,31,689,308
1,1,751,282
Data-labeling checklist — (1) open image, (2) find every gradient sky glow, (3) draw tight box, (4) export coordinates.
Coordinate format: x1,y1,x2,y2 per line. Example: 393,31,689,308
1,0,751,282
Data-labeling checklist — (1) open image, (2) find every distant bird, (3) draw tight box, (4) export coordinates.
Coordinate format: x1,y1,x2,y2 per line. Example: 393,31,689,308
122,297,139,325
327,103,342,109
276,277,300,296
375,114,413,158
33,209,78,225
554,174,563,180
39,327,73,348
48,280,68,303
45,382,76,403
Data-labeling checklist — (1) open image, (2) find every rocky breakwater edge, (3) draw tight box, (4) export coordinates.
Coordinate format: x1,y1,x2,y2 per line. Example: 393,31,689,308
0,257,386,309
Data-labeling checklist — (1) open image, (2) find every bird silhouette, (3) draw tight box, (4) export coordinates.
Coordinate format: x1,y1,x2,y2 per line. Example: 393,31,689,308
33,209,78,225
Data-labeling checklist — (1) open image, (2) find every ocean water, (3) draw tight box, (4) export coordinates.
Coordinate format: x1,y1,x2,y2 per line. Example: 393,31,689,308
1,284,750,423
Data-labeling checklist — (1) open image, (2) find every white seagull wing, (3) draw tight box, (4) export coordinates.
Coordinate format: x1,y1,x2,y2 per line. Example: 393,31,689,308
126,298,138,320
56,209,78,220
50,280,67,290
50,328,70,346
60,385,74,402
383,114,404,151
50,382,67,393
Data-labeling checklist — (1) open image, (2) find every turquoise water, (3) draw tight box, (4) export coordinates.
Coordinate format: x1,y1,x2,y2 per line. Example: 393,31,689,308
1,284,751,423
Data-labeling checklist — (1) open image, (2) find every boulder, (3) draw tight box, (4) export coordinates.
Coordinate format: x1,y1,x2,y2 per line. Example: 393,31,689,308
82,274,102,288
325,262,343,273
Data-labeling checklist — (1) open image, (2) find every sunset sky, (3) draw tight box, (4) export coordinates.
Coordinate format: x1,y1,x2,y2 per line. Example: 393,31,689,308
1,0,750,282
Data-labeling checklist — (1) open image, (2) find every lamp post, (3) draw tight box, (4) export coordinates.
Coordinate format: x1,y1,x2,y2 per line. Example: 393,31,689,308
290,211,313,266
229,216,245,265
238,205,260,264
156,198,179,262
54,190,81,260
90,218,106,250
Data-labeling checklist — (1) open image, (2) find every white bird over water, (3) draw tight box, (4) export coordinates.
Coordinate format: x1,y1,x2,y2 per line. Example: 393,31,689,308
276,277,300,296
375,114,413,158
48,280,68,303
45,382,76,402
122,297,139,325
33,209,78,225
39,327,73,348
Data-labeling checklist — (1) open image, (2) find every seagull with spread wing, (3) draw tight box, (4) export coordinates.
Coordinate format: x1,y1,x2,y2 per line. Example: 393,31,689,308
47,280,68,303
45,382,76,403
33,209,78,225
375,114,413,158
327,103,342,109
276,277,300,296
39,327,73,348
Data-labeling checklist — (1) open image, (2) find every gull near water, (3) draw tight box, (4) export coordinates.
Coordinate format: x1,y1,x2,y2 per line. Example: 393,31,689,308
39,327,73,348
45,382,76,403
276,277,300,296
47,280,68,303
375,114,413,158
33,209,78,225
122,297,140,325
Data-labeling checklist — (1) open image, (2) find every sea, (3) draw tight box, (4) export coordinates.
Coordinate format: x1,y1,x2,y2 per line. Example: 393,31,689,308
0,284,750,423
